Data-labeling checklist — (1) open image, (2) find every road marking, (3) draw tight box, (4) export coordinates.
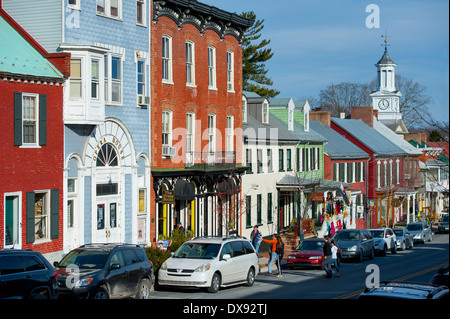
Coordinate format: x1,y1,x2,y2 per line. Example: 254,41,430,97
334,261,449,299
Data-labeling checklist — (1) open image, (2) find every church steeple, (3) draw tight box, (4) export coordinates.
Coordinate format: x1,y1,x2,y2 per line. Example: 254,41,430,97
370,33,407,136
375,31,397,92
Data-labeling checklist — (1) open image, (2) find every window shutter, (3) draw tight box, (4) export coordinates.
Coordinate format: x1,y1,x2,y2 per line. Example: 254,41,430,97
51,189,60,239
333,163,338,181
39,94,47,146
14,92,22,146
26,192,35,244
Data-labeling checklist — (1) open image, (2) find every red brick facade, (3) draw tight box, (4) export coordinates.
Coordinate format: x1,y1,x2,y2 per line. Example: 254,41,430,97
0,8,66,254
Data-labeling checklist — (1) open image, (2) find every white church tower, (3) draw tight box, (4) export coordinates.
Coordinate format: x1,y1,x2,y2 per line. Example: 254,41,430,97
370,37,408,136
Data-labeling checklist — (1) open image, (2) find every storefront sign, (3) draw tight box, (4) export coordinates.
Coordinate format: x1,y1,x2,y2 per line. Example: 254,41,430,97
162,190,175,204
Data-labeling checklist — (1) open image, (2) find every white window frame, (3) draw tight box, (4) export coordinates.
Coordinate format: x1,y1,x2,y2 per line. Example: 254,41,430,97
67,178,78,228
162,110,172,147
67,0,80,11
136,0,146,26
227,50,234,92
21,93,39,147
208,113,216,156
208,46,216,90
162,35,173,84
186,41,196,87
226,115,234,153
104,54,123,105
34,191,50,243
70,58,83,99
137,58,146,97
91,58,100,100
96,0,122,20
186,112,195,165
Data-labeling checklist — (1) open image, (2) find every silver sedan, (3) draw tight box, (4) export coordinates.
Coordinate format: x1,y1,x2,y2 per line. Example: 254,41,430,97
393,228,414,250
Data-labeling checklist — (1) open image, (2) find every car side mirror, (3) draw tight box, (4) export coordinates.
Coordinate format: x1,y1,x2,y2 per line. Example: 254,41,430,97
222,254,231,260
109,263,121,270
53,261,59,268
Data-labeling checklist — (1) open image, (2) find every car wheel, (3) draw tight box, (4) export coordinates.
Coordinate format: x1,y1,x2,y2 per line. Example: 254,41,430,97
358,249,363,263
410,240,414,249
136,278,152,299
91,286,109,299
245,268,255,287
400,241,406,251
207,273,221,293
381,245,387,256
369,248,374,260
391,244,397,254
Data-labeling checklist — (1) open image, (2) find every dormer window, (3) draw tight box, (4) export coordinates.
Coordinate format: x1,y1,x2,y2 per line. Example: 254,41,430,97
242,96,247,124
262,101,269,124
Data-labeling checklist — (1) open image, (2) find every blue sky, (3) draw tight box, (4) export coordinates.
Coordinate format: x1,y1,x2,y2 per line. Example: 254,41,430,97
208,0,449,122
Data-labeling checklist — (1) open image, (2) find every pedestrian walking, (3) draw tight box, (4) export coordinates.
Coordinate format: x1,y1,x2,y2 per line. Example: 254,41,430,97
250,225,262,256
263,234,282,276
322,235,332,278
275,235,284,278
331,240,340,277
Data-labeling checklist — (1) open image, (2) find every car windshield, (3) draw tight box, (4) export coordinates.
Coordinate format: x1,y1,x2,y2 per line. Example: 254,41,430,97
407,224,423,231
370,230,385,238
297,241,324,251
442,216,449,223
173,243,221,259
393,229,404,236
58,250,109,269
333,231,360,241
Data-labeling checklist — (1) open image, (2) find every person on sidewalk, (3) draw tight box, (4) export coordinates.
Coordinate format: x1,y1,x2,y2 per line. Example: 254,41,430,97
322,235,333,278
263,234,283,277
331,239,340,277
250,225,262,256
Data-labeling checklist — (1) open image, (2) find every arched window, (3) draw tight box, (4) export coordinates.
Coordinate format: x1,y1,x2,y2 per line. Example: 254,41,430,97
96,143,119,167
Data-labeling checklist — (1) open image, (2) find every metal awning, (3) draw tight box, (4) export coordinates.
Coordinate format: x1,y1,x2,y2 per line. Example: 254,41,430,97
174,179,195,201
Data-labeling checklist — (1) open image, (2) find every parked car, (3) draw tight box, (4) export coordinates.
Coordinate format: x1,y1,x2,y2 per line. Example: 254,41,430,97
437,215,449,233
54,244,154,299
393,228,414,250
158,236,259,293
406,222,432,244
332,229,374,262
0,249,58,299
287,238,327,269
430,265,449,288
358,281,449,300
369,228,397,255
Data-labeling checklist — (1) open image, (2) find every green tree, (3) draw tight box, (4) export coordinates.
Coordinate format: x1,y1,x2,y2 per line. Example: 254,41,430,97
241,11,279,98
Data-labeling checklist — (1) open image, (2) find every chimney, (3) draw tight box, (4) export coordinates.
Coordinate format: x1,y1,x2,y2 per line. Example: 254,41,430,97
310,111,331,126
351,106,374,128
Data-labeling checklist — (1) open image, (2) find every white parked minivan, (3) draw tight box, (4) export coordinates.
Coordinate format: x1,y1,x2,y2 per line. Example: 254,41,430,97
158,236,259,293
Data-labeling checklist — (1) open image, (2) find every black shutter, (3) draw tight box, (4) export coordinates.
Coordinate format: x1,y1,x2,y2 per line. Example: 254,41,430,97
39,94,47,146
26,192,35,244
14,92,22,146
50,189,60,239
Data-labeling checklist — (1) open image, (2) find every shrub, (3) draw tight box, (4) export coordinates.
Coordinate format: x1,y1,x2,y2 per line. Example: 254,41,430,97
144,246,171,272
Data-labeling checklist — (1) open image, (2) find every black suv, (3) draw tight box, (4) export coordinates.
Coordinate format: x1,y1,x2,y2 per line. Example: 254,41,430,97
54,244,154,299
0,249,58,299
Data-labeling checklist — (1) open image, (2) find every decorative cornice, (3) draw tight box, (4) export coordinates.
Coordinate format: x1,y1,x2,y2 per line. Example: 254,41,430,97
153,0,253,43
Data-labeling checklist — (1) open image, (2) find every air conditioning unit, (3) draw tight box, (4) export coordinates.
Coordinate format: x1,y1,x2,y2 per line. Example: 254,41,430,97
138,95,150,106
162,146,176,157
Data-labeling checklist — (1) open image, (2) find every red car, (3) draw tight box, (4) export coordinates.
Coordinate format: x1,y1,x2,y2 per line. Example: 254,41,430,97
287,238,326,269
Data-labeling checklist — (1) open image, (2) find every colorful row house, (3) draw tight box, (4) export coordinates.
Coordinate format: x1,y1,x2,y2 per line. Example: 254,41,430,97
0,6,69,260
2,0,152,257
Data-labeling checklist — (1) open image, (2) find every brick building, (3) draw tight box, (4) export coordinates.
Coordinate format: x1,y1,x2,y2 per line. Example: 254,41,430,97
0,6,69,259
150,0,253,239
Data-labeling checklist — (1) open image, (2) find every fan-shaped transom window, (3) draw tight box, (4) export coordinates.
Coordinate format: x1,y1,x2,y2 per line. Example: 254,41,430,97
96,143,119,167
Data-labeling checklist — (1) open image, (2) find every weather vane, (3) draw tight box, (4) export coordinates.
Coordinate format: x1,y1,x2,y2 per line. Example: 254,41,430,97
381,29,390,50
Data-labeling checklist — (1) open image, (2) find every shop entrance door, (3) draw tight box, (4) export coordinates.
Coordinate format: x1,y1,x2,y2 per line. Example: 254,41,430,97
95,199,121,243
